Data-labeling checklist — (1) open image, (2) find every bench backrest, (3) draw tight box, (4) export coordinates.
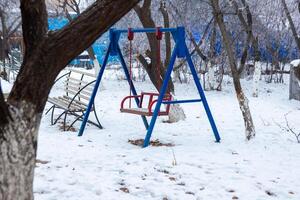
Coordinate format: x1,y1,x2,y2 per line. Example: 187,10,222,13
64,68,96,105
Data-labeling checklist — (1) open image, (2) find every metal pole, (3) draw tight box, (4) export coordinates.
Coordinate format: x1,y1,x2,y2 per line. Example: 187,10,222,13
143,44,178,147
184,44,221,142
78,43,111,136
117,46,149,129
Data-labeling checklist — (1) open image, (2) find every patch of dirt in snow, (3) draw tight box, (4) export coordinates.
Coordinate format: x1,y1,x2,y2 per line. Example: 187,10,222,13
128,139,175,147
58,121,77,132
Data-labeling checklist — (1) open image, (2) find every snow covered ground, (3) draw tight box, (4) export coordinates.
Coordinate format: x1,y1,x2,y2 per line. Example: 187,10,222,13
3,71,300,199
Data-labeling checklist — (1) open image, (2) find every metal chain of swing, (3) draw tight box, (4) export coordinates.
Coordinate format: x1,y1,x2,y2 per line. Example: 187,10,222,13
155,27,163,91
128,28,134,108
155,27,170,98
127,27,165,108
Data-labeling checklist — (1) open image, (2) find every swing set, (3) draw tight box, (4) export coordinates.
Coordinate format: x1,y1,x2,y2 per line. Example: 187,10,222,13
78,27,221,147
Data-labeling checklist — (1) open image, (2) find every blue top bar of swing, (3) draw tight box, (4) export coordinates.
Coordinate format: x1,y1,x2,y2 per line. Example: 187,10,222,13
112,27,180,34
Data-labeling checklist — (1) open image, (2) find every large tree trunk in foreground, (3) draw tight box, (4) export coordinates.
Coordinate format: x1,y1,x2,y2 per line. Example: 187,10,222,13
0,103,39,200
0,0,139,199
210,0,255,140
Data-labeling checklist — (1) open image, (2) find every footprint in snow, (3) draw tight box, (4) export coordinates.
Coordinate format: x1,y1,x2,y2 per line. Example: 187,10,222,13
226,189,235,193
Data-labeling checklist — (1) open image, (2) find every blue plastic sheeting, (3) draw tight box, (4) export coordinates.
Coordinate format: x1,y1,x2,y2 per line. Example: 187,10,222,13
193,25,299,62
49,16,299,65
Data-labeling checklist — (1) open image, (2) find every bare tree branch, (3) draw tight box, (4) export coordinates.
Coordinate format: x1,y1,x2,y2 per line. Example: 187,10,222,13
274,111,300,143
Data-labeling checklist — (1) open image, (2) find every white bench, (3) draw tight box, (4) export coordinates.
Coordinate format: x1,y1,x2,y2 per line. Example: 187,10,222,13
46,68,102,131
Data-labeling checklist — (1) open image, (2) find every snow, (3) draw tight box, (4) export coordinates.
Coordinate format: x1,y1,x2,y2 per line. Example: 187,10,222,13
0,77,13,94
2,70,300,199
291,59,300,67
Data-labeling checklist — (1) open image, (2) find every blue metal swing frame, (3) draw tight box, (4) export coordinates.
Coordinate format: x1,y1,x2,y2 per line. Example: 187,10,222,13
78,27,221,147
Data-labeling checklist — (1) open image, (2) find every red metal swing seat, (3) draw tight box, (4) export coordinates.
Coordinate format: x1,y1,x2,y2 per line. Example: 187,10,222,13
120,92,172,116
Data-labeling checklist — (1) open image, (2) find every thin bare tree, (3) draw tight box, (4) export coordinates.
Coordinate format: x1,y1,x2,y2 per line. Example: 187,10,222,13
134,0,186,122
210,0,256,140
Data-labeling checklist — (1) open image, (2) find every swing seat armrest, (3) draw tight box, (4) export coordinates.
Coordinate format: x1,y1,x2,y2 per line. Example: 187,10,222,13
141,92,159,96
148,96,172,115
120,95,142,109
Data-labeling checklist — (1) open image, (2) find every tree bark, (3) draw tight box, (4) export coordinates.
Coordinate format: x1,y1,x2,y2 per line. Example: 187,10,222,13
207,21,217,90
281,0,300,51
135,0,186,123
159,0,171,68
0,103,39,200
159,0,185,122
210,0,255,140
134,0,174,93
230,0,261,96
0,0,139,199
252,62,262,97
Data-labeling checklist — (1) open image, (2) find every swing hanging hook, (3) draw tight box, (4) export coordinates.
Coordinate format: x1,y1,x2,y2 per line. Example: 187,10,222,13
128,28,134,41
155,27,163,40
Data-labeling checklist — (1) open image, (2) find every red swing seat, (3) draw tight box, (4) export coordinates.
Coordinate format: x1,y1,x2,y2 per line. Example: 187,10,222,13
120,92,172,116
121,28,171,116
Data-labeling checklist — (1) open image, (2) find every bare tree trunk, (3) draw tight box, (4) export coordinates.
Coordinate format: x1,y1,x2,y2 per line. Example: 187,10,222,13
0,0,139,199
159,0,171,68
207,21,217,90
135,0,185,123
252,62,261,97
230,0,261,96
281,0,300,51
159,0,185,122
0,9,9,81
134,0,174,93
0,103,39,200
251,36,261,97
210,0,255,140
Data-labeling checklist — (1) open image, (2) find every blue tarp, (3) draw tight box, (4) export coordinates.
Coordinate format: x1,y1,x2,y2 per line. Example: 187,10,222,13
49,16,299,64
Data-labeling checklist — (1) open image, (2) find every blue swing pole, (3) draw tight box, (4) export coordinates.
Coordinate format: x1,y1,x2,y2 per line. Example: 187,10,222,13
116,45,149,129
184,44,221,142
78,43,111,136
143,43,179,147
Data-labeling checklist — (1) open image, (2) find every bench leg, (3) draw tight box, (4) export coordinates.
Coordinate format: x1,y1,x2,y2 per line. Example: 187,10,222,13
93,103,103,129
68,111,103,130
63,111,69,131
67,113,83,131
53,110,67,125
45,105,54,115
48,108,102,131
67,115,83,131
51,105,56,125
